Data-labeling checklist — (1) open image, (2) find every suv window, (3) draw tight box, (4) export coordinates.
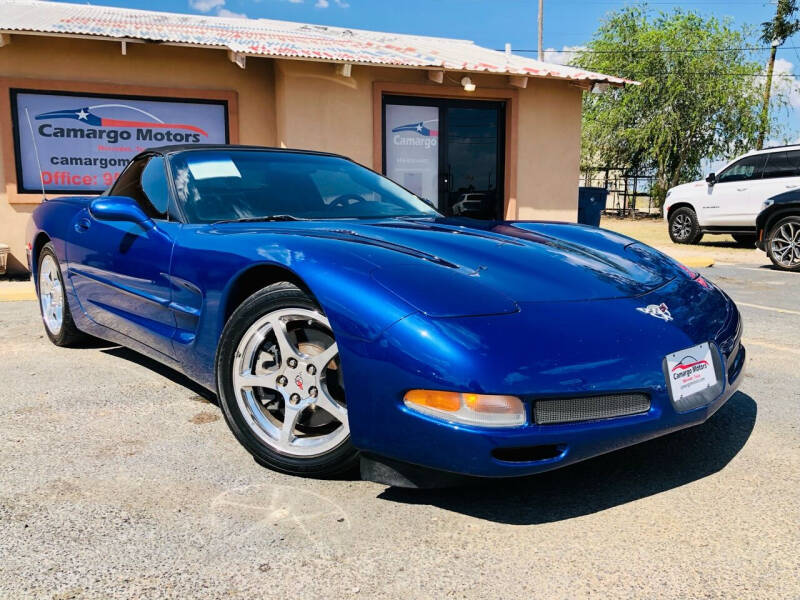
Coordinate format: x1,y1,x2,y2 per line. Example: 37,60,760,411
110,156,169,219
762,150,800,179
717,154,767,184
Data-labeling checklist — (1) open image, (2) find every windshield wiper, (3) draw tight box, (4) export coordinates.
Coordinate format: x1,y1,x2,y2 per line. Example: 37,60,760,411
213,214,308,224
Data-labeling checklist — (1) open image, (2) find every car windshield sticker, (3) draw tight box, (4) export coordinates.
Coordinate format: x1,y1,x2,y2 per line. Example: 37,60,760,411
187,156,242,180
666,343,718,401
637,303,673,321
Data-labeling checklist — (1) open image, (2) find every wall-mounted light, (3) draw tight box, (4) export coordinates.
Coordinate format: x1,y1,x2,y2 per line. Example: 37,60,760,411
591,82,610,94
461,77,476,92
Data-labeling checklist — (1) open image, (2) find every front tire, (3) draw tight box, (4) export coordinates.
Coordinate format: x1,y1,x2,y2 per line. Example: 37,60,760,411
669,207,703,244
216,282,358,478
37,243,86,347
766,216,800,272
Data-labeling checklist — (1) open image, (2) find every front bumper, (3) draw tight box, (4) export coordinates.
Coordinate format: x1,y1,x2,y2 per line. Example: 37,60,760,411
362,346,744,481
344,276,745,479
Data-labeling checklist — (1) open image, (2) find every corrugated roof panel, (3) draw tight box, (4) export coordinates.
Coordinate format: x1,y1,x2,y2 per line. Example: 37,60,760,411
0,0,634,84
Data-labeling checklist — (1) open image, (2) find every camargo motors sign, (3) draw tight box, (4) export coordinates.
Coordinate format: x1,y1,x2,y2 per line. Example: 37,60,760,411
11,90,228,193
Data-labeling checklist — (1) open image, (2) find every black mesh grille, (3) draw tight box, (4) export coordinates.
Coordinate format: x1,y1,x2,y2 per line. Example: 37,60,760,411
534,393,651,425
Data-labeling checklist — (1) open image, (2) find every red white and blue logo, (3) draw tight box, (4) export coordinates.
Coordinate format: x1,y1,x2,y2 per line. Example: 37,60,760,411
392,120,439,137
671,356,710,372
35,104,209,136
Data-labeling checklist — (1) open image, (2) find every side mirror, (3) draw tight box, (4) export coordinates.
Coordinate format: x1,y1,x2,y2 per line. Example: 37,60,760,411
705,172,716,185
89,196,154,228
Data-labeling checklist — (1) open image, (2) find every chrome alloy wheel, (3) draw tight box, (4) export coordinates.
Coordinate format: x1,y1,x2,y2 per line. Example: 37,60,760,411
671,213,692,241
39,254,64,336
232,308,348,458
770,221,800,268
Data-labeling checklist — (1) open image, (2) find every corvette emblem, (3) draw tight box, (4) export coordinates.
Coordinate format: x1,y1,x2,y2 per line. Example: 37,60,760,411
637,303,673,322
294,375,304,390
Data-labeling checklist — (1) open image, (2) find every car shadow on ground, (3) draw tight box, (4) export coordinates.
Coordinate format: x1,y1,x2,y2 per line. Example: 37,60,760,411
70,336,118,349
378,392,756,525
99,345,218,404
695,240,749,249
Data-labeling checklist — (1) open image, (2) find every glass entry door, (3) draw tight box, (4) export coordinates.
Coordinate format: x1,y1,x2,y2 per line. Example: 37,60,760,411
383,96,505,219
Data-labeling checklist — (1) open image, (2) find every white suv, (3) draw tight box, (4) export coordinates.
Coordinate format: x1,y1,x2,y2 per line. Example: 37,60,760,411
664,145,800,245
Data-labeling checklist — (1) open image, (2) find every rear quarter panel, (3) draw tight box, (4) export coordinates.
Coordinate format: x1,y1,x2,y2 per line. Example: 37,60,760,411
28,197,93,283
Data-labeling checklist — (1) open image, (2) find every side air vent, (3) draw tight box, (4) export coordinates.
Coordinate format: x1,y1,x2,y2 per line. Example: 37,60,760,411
534,393,651,425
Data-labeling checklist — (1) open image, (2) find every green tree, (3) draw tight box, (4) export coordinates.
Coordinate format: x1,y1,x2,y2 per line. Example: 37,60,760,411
757,0,800,149
572,6,776,207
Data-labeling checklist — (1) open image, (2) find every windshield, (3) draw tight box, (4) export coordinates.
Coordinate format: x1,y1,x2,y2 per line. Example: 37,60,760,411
168,150,439,223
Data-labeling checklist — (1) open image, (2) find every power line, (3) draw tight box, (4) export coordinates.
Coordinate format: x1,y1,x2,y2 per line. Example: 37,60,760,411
639,73,799,77
557,1,771,4
501,46,800,54
550,0,773,4
600,72,800,78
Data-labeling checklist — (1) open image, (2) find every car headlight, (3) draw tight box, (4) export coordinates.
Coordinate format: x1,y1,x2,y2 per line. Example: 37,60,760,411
666,189,673,198
404,390,526,427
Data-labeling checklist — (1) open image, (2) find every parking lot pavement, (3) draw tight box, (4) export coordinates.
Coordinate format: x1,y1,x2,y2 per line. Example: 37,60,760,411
1,266,799,600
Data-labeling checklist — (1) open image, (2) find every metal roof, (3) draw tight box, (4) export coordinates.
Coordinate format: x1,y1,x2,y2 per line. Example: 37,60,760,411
0,0,633,85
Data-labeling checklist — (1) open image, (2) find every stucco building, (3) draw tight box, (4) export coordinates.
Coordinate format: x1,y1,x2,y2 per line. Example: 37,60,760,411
0,0,627,276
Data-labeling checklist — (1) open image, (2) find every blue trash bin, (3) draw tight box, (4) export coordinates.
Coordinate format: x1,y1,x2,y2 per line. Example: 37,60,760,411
578,187,608,227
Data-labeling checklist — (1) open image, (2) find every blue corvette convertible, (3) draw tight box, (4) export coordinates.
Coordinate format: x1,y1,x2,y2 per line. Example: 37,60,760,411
27,145,745,485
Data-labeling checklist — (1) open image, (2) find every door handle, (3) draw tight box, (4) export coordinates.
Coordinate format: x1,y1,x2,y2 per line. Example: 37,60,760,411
736,188,747,192
74,218,91,233
786,185,798,189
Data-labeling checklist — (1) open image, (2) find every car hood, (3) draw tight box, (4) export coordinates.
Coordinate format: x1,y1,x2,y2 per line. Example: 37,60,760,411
212,218,684,318
668,180,706,196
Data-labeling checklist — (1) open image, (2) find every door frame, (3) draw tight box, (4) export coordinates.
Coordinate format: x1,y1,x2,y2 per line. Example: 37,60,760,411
381,95,506,219
373,82,519,220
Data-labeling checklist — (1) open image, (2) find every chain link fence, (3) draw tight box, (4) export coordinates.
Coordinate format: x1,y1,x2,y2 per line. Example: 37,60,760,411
580,167,660,218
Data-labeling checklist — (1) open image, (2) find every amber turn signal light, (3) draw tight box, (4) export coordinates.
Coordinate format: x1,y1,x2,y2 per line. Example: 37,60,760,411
403,390,526,428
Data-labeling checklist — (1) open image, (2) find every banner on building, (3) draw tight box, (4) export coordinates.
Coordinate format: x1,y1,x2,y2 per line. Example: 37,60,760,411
11,90,228,193
384,103,439,207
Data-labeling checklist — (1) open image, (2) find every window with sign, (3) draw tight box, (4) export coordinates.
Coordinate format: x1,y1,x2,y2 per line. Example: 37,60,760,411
382,96,506,220
11,89,229,194
384,103,440,206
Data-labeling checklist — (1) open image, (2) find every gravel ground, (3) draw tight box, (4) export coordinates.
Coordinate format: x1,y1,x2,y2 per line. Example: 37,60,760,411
1,263,799,599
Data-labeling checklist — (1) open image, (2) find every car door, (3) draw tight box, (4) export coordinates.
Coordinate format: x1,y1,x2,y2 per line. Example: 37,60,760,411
704,154,767,226
747,150,800,221
67,155,178,357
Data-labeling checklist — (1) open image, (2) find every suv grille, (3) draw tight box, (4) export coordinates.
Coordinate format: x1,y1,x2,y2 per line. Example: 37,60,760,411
534,393,651,425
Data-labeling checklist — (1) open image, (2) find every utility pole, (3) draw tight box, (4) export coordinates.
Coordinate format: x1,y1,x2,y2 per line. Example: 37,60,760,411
757,0,800,149
538,0,544,61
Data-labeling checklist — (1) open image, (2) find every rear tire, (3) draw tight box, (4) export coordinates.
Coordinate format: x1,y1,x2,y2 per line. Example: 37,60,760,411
37,243,86,347
216,282,359,478
732,233,757,247
766,216,800,272
669,207,703,244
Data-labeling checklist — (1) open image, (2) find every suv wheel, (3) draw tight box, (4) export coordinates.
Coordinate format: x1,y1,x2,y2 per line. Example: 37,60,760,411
766,216,800,272
669,207,703,244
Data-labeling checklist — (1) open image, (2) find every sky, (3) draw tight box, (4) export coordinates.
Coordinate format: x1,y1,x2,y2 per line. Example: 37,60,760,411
45,0,800,146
